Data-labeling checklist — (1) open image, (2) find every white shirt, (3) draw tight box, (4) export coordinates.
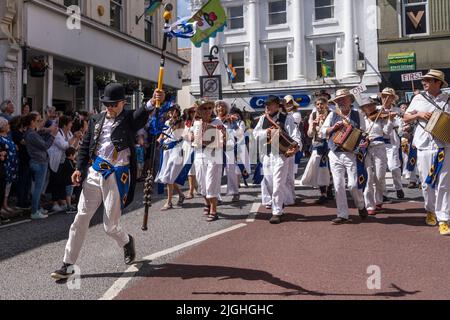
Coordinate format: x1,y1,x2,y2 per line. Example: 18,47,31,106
96,101,155,165
406,91,450,150
364,116,393,147
193,118,224,160
48,129,73,172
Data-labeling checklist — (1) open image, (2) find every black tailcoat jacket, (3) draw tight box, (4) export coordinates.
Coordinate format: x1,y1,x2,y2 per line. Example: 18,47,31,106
76,106,152,208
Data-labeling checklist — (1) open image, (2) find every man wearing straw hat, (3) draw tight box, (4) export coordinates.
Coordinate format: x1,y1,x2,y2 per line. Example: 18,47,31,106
404,69,450,236
321,89,368,224
359,95,394,216
379,87,405,201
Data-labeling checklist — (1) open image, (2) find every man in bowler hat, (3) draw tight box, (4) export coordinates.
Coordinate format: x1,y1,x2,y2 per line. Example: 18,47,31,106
51,83,165,279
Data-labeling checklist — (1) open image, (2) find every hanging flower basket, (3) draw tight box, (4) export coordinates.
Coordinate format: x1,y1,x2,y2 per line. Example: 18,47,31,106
95,73,112,91
64,68,84,86
124,80,139,95
29,57,49,78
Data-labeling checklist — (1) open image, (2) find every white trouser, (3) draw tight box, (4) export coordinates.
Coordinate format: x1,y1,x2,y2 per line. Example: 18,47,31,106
329,151,365,219
195,158,222,199
262,154,289,216
63,167,129,265
284,156,296,206
225,163,239,196
386,144,403,191
364,144,387,210
417,148,450,222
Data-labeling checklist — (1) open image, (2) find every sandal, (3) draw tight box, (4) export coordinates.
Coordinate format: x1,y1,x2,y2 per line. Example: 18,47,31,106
177,195,186,206
161,202,173,211
206,214,219,222
185,193,194,200
203,206,211,216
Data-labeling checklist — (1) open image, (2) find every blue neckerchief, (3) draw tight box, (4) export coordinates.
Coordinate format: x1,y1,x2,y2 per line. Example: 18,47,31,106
92,157,130,209
425,148,445,189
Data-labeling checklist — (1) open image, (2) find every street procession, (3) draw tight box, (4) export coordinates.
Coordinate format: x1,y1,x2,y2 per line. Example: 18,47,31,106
0,0,450,304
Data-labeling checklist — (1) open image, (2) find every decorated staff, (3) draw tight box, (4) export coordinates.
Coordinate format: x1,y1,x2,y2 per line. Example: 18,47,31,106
142,3,197,231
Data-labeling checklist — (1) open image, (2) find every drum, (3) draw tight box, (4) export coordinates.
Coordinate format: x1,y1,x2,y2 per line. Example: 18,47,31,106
425,110,450,144
333,125,364,152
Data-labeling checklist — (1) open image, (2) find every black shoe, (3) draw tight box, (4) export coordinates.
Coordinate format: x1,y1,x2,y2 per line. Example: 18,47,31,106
359,208,368,220
326,187,334,200
407,182,417,189
124,235,136,265
397,190,405,199
383,195,389,203
332,217,351,225
315,196,328,205
51,263,74,280
269,215,282,224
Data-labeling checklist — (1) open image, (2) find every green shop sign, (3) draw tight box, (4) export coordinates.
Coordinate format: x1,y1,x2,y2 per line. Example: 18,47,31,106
388,52,416,72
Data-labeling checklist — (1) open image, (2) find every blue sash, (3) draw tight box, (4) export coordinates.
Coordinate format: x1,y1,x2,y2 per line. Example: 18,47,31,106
92,157,130,209
356,151,368,190
253,161,264,185
406,144,417,172
373,137,385,143
425,148,445,189
174,151,194,186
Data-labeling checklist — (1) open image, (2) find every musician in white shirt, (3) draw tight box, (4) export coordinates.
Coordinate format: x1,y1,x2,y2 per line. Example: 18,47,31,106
359,96,394,216
253,95,301,224
321,89,368,224
404,69,450,236
379,88,405,200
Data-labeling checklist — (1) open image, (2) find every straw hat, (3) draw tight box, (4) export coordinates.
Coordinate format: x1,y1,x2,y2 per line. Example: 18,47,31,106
284,95,300,108
380,87,399,101
358,95,377,109
329,89,355,104
421,69,448,88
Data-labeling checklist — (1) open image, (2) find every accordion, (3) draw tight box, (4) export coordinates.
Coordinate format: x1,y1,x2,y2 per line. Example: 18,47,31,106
425,110,450,144
333,125,364,152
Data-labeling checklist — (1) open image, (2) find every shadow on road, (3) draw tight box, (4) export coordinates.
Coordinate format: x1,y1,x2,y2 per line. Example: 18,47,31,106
79,262,420,299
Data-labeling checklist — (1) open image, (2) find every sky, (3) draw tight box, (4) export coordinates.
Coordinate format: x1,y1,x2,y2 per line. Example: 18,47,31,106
177,0,191,48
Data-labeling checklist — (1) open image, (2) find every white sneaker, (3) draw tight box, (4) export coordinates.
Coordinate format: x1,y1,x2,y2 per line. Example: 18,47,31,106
51,204,64,212
41,208,49,214
31,211,48,220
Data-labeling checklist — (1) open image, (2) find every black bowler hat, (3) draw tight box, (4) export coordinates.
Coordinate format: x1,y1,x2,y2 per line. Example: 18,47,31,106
100,83,126,104
265,95,280,105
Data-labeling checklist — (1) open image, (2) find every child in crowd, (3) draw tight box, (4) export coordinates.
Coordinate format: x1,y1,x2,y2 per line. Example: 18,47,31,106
60,147,77,214
135,135,145,180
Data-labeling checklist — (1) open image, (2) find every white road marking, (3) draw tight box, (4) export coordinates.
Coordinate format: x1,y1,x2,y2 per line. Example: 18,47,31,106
0,220,31,229
246,202,261,223
100,223,247,300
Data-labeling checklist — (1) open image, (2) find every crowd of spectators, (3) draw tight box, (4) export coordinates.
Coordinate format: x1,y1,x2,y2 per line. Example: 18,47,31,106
0,100,90,224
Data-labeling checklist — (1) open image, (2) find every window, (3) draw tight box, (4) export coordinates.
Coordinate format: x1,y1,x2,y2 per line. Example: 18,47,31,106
110,0,123,31
227,6,244,29
402,0,429,36
314,0,334,21
316,43,336,78
228,52,245,83
64,0,80,7
268,1,286,25
269,47,287,81
145,16,154,44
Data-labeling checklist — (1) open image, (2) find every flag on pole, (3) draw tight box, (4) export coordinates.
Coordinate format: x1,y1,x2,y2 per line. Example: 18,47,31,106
188,0,227,48
145,0,162,16
226,63,237,81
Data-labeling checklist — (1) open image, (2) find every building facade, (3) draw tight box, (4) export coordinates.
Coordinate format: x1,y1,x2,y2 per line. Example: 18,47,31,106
378,0,450,100
0,0,186,114
189,0,381,112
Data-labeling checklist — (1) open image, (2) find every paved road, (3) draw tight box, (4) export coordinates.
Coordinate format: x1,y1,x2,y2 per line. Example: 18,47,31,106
0,162,433,300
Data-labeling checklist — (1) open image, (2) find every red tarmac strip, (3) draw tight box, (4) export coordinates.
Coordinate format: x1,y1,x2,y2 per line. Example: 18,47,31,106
117,200,450,300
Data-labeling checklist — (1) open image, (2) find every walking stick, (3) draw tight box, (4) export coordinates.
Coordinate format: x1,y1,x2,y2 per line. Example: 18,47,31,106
142,3,173,231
